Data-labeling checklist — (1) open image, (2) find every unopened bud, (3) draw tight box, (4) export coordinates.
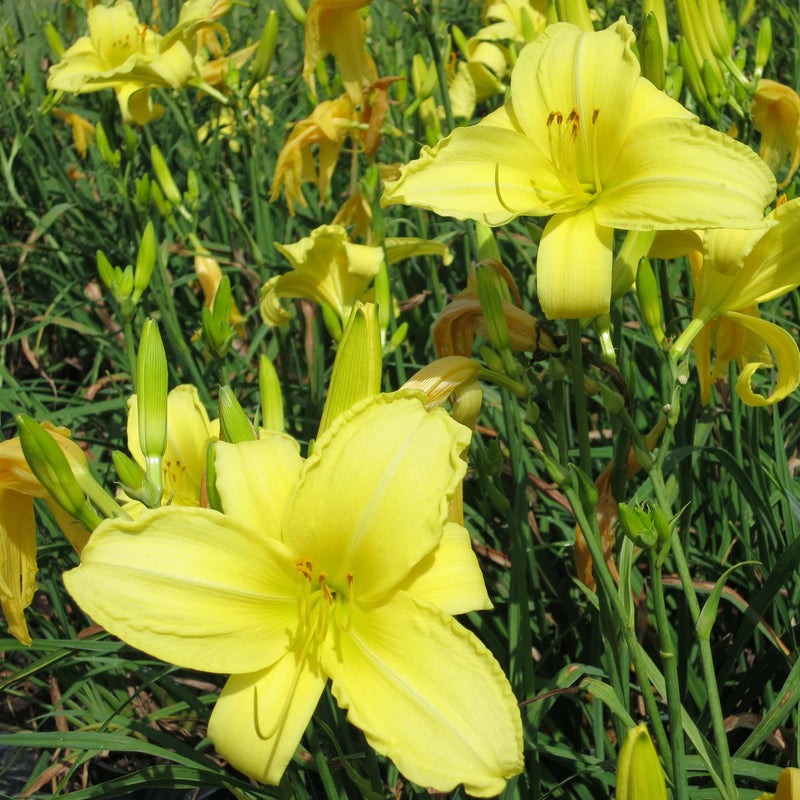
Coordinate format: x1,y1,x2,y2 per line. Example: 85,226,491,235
476,223,501,262
123,125,137,160
640,12,665,90
618,502,658,548
97,250,115,291
132,221,157,305
259,354,284,433
616,725,667,800
150,144,182,206
219,385,256,443
136,319,168,507
678,36,708,107
43,21,65,59
16,415,101,529
636,257,666,347
555,0,593,30
282,0,306,24
755,17,772,79
112,449,145,494
134,173,151,210
318,303,382,435
95,121,120,168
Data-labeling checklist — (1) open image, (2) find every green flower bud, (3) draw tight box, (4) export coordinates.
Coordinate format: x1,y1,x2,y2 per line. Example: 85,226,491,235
616,725,667,800
652,504,672,566
537,450,572,488
259,354,284,433
388,321,408,350
555,0,593,31
97,250,115,291
374,261,392,336
205,442,223,512
201,277,236,359
134,173,151,211
519,6,538,40
123,125,137,160
137,319,168,508
150,144,182,206
43,21,64,59
112,449,145,494
318,302,382,436
618,502,658,548
636,257,666,347
282,0,306,25
131,221,156,305
476,223,501,262
755,16,772,80
678,35,709,108
701,58,722,104
95,121,120,169
16,415,101,530
525,399,540,425
184,168,199,210
476,265,517,377
640,12,666,90
150,181,174,221
600,384,626,414
219,385,256,443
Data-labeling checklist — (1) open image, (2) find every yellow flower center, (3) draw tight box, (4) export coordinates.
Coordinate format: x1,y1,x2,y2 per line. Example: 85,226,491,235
546,107,602,201
295,558,354,642
161,458,188,503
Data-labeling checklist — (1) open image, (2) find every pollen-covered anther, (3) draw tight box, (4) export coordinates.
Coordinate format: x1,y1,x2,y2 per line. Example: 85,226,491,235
295,558,313,580
318,572,334,604
566,109,580,140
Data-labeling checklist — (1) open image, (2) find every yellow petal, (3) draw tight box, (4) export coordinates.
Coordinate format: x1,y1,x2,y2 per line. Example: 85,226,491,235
64,507,299,673
723,310,800,406
537,208,614,319
286,394,471,601
0,491,37,646
625,76,695,129
323,592,523,796
397,522,492,615
510,19,640,181
596,118,776,231
214,433,303,541
381,123,577,225
208,649,326,785
752,80,800,188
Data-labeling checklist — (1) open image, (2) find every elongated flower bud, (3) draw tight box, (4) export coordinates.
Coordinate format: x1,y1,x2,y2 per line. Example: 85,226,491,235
640,12,665,90
132,221,156,305
259,354,284,433
95,121,120,168
318,303,382,436
246,10,278,91
616,725,667,800
137,319,168,507
636,257,666,347
219,385,256,443
150,144,182,206
755,17,772,80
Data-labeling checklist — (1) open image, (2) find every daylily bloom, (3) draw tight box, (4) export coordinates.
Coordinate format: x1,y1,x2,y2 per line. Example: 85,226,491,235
482,0,548,41
50,108,95,158
65,393,523,794
752,79,800,189
269,95,354,215
676,197,800,406
615,724,667,800
47,0,225,124
125,384,219,509
260,225,384,327
194,251,246,335
0,424,89,645
449,36,508,120
758,768,800,800
303,0,376,103
382,18,776,320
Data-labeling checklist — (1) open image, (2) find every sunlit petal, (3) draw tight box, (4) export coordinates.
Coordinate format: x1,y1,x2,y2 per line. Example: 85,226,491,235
0,491,37,646
324,592,523,796
209,649,326,785
537,209,614,319
286,394,471,600
64,507,299,673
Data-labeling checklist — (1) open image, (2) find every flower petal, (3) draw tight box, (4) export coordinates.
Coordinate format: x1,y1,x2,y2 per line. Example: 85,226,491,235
510,19,640,182
64,507,299,673
397,522,492,615
208,649,326,785
0,490,37,646
537,208,614,319
381,124,576,225
214,433,303,541
595,118,776,231
285,394,471,601
323,592,523,796
723,310,800,406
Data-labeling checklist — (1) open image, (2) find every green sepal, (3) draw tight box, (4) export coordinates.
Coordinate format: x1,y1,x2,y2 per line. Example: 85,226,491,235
219,385,256,443
696,561,759,640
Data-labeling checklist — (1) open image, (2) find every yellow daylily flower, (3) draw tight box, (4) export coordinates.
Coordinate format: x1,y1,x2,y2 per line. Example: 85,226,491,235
194,251,246,334
47,0,222,124
0,424,90,645
126,384,219,508
269,94,354,215
752,79,800,189
50,108,95,158
482,0,547,41
382,18,776,320
303,0,376,103
759,767,800,800
64,393,523,794
680,197,800,406
260,225,384,327
615,724,668,800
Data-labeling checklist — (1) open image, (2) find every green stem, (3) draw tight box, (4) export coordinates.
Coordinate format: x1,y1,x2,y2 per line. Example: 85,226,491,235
566,319,592,475
123,317,137,392
648,552,689,800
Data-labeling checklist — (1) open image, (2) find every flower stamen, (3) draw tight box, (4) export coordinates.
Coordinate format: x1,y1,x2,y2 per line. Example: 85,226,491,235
547,108,593,201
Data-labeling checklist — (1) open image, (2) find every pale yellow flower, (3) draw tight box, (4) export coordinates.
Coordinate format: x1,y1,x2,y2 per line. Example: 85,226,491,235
752,79,800,189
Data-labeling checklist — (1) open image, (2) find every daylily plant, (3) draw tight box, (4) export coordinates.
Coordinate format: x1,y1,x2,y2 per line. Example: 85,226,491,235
0,424,89,645
382,18,776,320
65,393,523,794
673,197,800,406
47,0,226,124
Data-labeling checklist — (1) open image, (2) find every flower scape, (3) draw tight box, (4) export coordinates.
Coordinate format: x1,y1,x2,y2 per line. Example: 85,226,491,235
3,0,800,798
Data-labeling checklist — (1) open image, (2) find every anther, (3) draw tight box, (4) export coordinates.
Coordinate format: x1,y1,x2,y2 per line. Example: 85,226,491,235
592,108,600,124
